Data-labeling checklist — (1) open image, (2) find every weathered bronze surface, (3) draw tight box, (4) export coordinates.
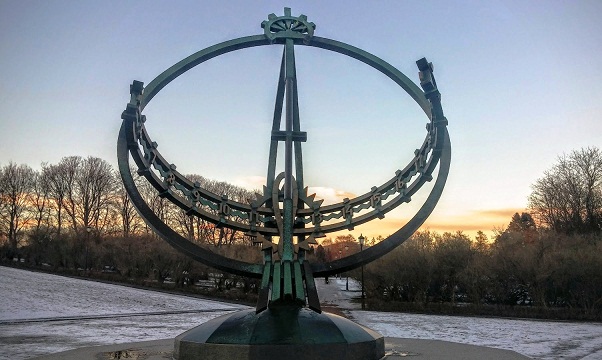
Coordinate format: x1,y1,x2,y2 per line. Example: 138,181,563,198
118,8,450,359
174,307,385,360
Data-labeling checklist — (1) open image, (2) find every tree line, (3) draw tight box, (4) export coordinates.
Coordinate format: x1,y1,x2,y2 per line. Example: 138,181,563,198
0,156,257,252
358,147,602,320
1,147,601,319
360,226,601,320
0,156,264,297
0,155,264,301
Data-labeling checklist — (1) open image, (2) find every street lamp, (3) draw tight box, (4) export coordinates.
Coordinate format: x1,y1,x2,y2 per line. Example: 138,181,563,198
338,249,342,278
358,233,365,310
85,226,92,276
344,244,349,291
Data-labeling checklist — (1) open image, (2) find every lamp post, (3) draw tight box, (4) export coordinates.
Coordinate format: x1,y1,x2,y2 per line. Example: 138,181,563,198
344,244,349,291
338,249,342,278
358,234,365,310
85,226,92,276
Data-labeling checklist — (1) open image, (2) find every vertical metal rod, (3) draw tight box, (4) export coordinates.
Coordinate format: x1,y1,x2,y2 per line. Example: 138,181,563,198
282,38,295,261
266,49,287,192
284,39,294,201
291,55,304,192
291,51,307,261
361,242,365,310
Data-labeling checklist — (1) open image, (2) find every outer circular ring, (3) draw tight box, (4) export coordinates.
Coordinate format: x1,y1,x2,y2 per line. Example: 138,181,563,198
118,34,451,278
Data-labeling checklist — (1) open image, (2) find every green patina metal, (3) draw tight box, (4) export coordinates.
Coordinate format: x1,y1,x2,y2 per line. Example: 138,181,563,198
118,9,451,356
294,261,304,303
271,262,281,303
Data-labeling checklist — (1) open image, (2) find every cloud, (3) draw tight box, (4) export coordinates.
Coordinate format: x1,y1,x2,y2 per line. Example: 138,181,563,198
231,179,359,205
231,176,266,192
229,178,522,241
307,186,356,205
471,208,526,218
412,208,528,239
337,207,525,241
421,222,497,232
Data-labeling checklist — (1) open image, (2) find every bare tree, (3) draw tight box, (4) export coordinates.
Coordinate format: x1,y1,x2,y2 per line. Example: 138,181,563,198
114,168,145,237
137,177,169,237
433,231,473,304
47,156,117,234
74,156,117,233
31,170,51,232
0,162,35,251
529,147,602,234
57,156,83,232
42,161,70,236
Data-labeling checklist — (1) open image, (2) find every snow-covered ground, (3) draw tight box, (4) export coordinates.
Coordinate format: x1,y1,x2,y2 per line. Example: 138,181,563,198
0,267,248,359
319,278,602,360
1,267,602,360
353,311,602,360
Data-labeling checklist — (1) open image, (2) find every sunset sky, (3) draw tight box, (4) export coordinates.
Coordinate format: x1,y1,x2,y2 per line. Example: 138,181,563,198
1,1,601,242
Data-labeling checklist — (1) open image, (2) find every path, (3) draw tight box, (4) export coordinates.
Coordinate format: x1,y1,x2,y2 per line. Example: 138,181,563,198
315,276,361,317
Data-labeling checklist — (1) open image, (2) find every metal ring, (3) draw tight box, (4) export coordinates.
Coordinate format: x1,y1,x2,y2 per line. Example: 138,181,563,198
118,33,450,277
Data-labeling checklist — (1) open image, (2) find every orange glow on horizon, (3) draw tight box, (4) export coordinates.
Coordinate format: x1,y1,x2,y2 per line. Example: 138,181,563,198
316,207,522,244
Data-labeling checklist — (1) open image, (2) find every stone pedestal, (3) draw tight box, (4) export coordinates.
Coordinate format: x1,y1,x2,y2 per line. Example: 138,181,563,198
174,307,385,360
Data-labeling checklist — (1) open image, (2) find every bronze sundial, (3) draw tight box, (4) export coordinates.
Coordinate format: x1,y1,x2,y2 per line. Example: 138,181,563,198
118,8,450,360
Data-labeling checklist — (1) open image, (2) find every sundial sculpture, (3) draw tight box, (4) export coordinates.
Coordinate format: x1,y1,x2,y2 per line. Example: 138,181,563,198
118,8,450,360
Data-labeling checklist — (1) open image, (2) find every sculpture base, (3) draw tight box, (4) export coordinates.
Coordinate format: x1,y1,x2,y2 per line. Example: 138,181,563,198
174,306,385,360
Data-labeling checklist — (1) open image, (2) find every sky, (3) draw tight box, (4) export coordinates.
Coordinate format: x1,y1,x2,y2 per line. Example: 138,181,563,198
1,0,601,241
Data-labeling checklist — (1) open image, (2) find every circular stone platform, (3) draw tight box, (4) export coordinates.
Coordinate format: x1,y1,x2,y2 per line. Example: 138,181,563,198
174,307,385,360
31,337,531,360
